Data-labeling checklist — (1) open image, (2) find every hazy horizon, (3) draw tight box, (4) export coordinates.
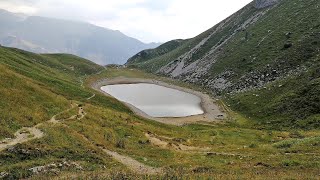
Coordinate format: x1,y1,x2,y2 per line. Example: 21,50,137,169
0,0,253,43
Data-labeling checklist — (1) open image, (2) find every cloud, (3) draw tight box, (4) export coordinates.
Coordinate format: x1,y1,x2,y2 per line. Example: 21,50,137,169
0,0,37,14
0,0,253,43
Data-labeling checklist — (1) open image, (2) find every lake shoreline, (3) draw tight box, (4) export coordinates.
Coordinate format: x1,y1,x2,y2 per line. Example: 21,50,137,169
91,77,226,126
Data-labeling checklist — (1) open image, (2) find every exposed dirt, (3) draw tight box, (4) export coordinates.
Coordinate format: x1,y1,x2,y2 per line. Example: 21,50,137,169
145,132,210,152
92,77,227,126
0,101,162,175
87,93,96,100
101,148,162,175
49,103,78,124
145,132,247,158
0,127,44,152
0,103,84,152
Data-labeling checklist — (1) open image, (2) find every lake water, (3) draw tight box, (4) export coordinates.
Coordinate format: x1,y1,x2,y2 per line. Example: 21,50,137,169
101,83,204,118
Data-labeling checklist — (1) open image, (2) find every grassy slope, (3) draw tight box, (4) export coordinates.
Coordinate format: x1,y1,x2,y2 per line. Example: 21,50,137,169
0,51,319,179
0,46,107,138
226,64,320,130
0,46,132,178
220,0,320,130
209,0,320,79
126,39,185,65
127,27,219,72
42,54,104,76
126,0,320,130
126,2,260,71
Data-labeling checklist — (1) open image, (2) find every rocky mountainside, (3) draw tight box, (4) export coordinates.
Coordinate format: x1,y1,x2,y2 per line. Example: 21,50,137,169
0,9,160,65
255,0,279,9
127,0,320,129
127,39,186,65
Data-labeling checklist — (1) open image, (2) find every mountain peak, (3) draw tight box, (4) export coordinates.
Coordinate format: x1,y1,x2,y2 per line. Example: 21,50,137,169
0,10,159,65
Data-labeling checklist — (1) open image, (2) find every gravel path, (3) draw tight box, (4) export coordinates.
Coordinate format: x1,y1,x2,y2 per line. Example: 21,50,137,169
102,149,162,175
0,127,44,152
145,132,210,152
0,100,162,175
0,102,83,152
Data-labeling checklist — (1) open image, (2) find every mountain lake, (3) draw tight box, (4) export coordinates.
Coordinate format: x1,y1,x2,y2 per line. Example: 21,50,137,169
101,83,204,118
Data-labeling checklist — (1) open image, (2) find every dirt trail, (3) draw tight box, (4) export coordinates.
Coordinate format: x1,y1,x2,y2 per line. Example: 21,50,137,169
0,101,161,175
87,93,95,100
0,103,83,152
145,132,247,158
49,103,77,124
145,132,248,169
72,127,163,175
1,68,164,175
101,148,162,175
145,132,210,152
0,127,44,152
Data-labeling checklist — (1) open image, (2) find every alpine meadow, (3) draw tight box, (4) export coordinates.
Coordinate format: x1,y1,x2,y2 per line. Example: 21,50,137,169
0,0,319,179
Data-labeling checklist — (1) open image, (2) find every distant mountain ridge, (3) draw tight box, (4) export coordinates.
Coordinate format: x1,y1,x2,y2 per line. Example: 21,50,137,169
0,9,160,65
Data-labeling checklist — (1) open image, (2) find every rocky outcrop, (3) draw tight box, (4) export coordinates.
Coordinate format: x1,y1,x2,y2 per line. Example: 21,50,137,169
254,0,279,9
127,0,318,98
156,6,273,95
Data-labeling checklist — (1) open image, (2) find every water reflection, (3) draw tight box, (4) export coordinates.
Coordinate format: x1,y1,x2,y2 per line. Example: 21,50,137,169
101,83,204,117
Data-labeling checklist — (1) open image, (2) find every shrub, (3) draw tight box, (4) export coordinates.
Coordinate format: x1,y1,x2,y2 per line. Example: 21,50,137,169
116,138,126,149
273,139,297,149
282,160,301,167
249,143,258,148
289,131,304,139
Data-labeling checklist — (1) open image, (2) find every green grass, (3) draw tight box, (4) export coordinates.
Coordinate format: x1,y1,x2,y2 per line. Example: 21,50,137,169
209,0,320,81
126,0,320,131
225,64,320,130
0,46,319,179
0,46,112,138
127,39,185,65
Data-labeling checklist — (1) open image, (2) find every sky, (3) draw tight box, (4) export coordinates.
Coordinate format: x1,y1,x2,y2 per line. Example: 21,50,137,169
0,0,253,43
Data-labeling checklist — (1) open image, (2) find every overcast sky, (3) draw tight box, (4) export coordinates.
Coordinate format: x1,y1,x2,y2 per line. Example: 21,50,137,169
0,0,253,43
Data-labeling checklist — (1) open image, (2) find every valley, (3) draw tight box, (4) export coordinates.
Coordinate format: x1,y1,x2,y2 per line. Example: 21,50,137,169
94,77,225,126
0,0,319,179
0,48,318,179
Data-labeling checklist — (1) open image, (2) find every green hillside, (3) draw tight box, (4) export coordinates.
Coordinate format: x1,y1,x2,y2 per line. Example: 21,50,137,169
0,46,319,179
0,46,134,178
126,39,185,65
0,46,105,138
126,0,320,130
0,0,320,178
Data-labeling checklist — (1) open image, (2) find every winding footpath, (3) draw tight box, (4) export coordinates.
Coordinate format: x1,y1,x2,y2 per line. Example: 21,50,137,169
0,127,44,152
145,132,210,152
0,103,80,152
102,149,162,174
87,93,96,100
0,101,163,175
1,68,213,175
1,69,164,175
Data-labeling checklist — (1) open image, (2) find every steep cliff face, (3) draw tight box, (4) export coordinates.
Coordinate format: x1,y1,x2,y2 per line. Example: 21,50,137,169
255,0,279,9
127,0,320,129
